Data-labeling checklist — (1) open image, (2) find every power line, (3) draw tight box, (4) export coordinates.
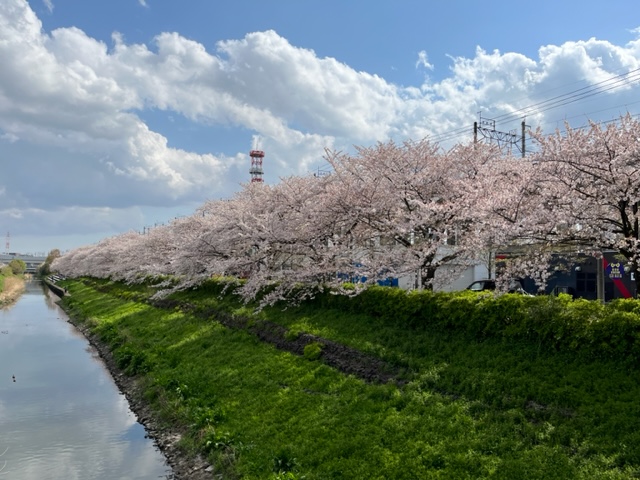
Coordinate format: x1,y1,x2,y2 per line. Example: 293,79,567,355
424,67,640,146
554,111,640,136
540,99,640,130
490,67,640,126
428,126,474,144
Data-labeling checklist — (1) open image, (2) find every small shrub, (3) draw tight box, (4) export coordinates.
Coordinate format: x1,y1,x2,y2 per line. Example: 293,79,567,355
285,328,302,341
270,473,301,480
192,405,226,428
203,430,235,453
95,323,124,347
272,446,298,474
114,345,150,375
303,342,323,360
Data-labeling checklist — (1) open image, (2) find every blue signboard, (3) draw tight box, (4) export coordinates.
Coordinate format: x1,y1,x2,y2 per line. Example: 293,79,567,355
606,261,625,280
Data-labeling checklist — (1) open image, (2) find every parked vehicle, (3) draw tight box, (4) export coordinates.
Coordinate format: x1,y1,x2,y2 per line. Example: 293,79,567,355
466,279,531,295
467,279,497,291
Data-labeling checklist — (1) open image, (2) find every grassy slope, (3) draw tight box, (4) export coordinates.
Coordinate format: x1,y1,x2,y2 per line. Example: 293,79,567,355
60,278,640,479
0,275,25,306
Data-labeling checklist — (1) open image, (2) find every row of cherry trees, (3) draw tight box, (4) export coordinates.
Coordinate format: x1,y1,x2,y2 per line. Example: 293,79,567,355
53,115,640,303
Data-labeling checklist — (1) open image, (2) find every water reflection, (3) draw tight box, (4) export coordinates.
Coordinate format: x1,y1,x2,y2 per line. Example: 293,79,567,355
0,280,171,479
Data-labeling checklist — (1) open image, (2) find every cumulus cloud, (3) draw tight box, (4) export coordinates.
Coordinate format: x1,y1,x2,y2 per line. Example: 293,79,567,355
0,0,639,251
0,205,144,236
416,50,434,70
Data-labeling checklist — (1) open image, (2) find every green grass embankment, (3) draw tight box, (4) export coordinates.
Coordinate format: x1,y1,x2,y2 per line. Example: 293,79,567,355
59,278,640,479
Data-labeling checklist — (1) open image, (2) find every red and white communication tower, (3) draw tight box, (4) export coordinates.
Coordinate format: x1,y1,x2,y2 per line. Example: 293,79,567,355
249,149,265,183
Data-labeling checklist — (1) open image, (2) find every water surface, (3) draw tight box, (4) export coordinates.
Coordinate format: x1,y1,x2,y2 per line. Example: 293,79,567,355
0,280,171,479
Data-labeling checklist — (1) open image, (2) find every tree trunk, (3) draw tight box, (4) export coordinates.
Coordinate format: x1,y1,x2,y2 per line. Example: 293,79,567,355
421,266,436,290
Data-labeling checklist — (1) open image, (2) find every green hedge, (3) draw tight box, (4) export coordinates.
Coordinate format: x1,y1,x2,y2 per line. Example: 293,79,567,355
91,275,640,366
309,286,640,364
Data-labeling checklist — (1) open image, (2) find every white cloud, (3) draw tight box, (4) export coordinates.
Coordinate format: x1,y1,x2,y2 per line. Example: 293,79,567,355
0,206,142,235
416,50,434,70
0,132,18,142
1,0,640,251
43,0,53,13
138,0,148,7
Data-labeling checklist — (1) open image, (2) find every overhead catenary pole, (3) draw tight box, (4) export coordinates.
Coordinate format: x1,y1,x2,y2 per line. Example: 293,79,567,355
473,114,528,157
521,120,526,158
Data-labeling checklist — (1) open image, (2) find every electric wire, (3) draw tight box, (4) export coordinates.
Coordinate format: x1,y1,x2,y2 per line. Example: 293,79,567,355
425,67,640,147
490,67,640,126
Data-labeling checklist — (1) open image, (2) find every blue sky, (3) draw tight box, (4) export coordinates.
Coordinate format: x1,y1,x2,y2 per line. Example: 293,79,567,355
1,0,640,253
36,1,637,80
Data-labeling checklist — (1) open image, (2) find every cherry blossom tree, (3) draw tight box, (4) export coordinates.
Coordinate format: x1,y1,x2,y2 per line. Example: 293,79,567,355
457,145,554,289
528,114,640,289
53,139,512,301
185,176,369,305
463,114,640,293
52,115,640,301
323,139,507,289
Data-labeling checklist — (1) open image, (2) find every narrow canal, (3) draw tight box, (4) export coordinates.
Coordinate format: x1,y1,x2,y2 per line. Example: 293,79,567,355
0,280,171,479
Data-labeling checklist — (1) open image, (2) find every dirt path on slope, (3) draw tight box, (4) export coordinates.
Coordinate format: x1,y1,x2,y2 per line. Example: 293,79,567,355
153,299,408,386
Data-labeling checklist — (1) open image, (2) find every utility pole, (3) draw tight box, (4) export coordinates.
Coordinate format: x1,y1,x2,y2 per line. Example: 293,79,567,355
596,254,605,303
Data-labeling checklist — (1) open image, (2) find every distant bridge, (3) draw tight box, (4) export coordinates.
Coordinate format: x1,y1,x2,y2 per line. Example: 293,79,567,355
0,253,47,274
